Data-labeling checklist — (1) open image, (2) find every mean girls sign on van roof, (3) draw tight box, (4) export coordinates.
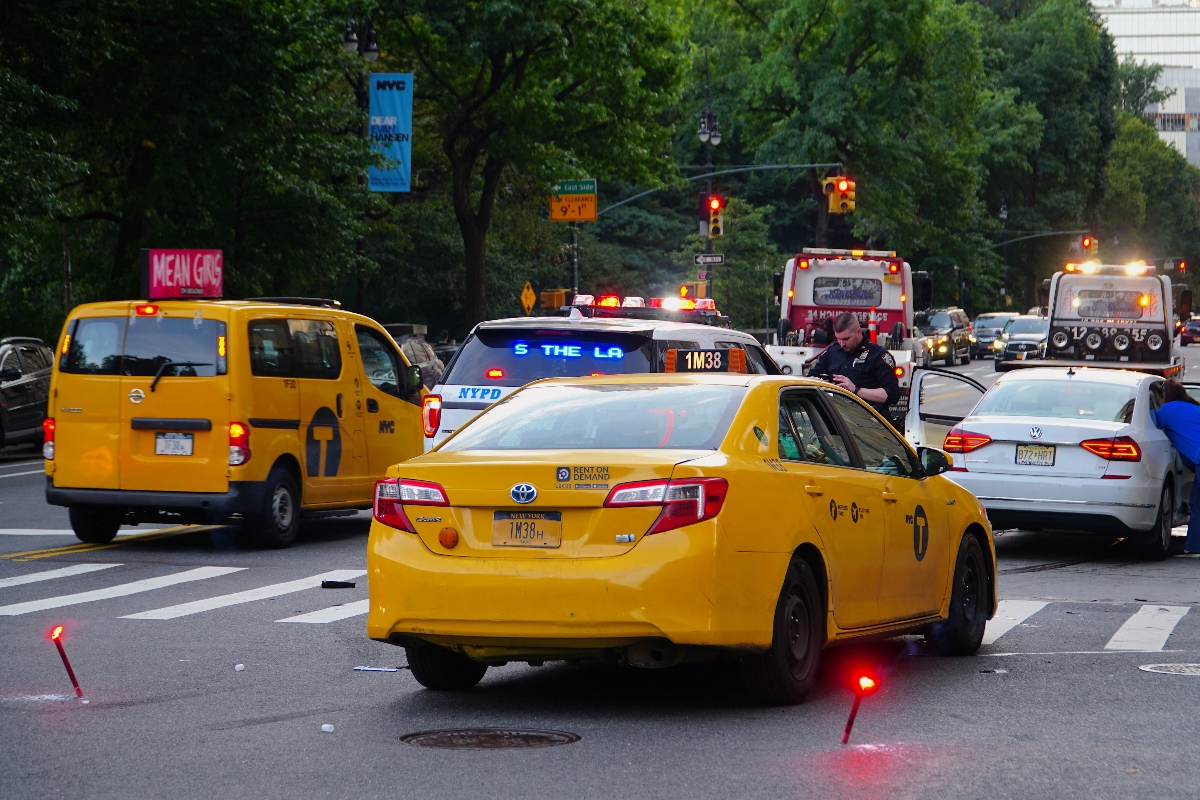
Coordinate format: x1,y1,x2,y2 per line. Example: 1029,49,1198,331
139,248,223,299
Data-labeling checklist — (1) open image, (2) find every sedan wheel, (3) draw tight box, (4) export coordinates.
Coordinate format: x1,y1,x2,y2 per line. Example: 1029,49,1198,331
1140,483,1174,561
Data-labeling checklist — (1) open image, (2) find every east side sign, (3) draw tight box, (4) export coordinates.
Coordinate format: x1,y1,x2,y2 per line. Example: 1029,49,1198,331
139,248,224,300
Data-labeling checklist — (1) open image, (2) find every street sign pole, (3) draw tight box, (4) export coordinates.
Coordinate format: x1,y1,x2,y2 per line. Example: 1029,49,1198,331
570,222,578,298
549,178,596,301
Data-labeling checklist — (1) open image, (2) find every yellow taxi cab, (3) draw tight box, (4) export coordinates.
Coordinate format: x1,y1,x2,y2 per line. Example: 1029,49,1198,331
366,356,997,704
44,297,426,547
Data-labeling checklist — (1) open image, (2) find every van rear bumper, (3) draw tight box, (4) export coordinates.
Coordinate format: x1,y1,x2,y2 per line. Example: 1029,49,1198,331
45,477,266,523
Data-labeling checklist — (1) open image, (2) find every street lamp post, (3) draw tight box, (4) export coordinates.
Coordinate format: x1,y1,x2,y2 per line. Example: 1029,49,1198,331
999,198,1009,307
697,52,720,299
342,20,379,311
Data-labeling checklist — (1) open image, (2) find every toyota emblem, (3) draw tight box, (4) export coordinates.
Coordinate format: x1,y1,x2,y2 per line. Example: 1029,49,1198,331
510,483,537,504
1029,426,1043,440
128,388,145,404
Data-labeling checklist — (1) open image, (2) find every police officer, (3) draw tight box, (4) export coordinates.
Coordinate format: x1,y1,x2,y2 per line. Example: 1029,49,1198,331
808,312,901,414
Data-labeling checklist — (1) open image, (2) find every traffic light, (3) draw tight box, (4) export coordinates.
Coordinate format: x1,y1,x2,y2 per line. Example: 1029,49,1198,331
707,195,725,237
680,281,708,299
822,176,855,214
1081,234,1098,257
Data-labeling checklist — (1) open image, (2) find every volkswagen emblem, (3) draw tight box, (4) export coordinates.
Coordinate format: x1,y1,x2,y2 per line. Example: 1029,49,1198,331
128,388,145,404
510,483,537,504
1029,426,1043,440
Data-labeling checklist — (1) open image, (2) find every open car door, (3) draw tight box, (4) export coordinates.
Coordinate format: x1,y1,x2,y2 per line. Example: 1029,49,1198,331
903,368,987,451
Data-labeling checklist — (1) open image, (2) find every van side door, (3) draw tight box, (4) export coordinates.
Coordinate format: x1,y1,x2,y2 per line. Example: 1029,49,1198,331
355,325,423,479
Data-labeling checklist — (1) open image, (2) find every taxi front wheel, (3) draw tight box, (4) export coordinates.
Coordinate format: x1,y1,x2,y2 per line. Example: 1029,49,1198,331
925,533,988,655
69,505,122,544
405,645,488,691
739,558,823,705
252,467,300,549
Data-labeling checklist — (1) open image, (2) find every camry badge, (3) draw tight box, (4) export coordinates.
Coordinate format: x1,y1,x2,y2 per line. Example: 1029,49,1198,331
510,483,537,504
128,388,145,404
1029,426,1042,440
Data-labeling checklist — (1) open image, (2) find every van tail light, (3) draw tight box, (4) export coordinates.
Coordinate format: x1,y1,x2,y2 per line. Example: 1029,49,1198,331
422,394,442,438
373,478,450,532
42,417,55,460
1081,436,1141,462
228,422,251,466
604,477,729,535
943,427,991,453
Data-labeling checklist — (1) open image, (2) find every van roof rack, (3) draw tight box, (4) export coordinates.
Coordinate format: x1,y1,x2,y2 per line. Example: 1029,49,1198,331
0,336,46,345
247,297,342,309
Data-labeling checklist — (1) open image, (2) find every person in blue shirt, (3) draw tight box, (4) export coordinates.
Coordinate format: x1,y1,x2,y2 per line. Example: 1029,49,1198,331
1155,379,1200,554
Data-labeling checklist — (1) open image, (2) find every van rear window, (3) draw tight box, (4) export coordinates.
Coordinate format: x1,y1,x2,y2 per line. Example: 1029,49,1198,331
62,316,227,377
441,329,653,387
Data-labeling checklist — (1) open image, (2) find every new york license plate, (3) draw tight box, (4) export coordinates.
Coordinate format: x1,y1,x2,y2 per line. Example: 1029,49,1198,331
491,511,562,548
155,432,193,456
1015,443,1055,467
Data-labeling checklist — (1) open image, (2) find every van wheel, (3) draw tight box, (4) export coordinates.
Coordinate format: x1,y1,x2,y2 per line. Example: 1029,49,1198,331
739,557,823,705
253,467,300,548
69,505,122,544
1139,482,1174,561
405,645,488,690
926,533,989,655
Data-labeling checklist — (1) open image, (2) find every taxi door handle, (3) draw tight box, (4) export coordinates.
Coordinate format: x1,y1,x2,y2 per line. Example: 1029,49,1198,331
882,491,898,503
804,485,824,496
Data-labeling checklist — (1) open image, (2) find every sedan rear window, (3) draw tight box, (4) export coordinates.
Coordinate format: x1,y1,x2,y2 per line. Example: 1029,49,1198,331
441,384,745,451
974,381,1136,422
441,330,653,387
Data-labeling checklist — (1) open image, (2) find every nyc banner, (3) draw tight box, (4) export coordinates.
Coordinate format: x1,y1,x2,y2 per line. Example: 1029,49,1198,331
368,73,413,192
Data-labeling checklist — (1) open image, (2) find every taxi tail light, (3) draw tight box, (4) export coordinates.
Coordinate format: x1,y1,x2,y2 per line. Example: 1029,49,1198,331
42,417,55,460
397,478,449,505
943,427,991,453
1081,436,1141,462
228,422,250,466
604,478,728,535
374,479,415,532
422,394,442,438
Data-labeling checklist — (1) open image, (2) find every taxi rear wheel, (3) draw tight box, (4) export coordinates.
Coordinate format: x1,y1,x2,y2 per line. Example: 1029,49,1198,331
926,533,988,655
740,558,823,705
253,467,300,549
69,505,122,544
405,645,488,691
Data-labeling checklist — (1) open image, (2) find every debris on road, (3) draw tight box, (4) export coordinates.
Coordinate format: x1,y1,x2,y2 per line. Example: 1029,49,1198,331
321,724,334,733
234,663,245,672
321,580,356,589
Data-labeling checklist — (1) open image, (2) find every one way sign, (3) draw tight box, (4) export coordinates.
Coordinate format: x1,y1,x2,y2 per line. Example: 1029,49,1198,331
694,253,725,266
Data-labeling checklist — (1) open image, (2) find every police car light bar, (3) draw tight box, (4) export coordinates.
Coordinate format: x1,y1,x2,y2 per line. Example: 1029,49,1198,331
572,294,595,306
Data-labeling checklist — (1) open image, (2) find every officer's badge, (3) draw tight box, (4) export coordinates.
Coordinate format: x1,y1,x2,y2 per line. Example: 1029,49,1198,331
853,351,869,366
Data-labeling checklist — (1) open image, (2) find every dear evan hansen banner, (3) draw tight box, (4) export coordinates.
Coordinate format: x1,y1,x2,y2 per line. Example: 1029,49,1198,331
368,74,413,192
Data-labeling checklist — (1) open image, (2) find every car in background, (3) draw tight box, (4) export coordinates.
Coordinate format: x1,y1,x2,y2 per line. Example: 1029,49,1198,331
993,315,1049,371
913,308,973,366
0,336,54,449
1181,318,1200,346
383,325,445,390
970,312,1018,358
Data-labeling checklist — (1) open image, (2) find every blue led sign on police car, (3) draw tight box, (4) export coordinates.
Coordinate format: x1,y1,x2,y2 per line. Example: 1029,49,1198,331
511,342,624,359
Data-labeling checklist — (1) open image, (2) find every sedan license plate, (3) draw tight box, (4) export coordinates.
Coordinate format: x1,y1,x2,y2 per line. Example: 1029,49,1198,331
1015,443,1055,467
492,511,562,549
155,432,194,456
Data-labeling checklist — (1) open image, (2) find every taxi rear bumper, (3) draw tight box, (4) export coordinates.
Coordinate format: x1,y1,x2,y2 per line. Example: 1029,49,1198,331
45,477,266,523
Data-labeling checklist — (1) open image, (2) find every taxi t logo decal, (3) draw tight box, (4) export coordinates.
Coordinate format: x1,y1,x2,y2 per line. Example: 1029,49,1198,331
305,407,341,477
908,505,929,561
850,502,859,523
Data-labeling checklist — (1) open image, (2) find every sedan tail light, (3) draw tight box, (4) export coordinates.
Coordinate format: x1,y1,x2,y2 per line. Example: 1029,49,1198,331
42,417,55,460
373,478,451,532
1080,436,1141,462
422,394,442,438
604,477,729,535
943,427,992,453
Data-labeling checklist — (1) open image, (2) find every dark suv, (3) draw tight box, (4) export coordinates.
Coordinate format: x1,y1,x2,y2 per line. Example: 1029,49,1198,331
0,337,54,448
914,307,973,366
970,312,1018,358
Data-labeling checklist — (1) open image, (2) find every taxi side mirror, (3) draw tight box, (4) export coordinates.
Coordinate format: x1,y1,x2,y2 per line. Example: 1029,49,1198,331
918,446,952,476
404,364,423,394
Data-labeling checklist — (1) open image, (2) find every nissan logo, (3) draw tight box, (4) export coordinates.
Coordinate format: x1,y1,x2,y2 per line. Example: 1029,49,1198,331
1029,426,1043,440
510,483,537,504
128,388,145,404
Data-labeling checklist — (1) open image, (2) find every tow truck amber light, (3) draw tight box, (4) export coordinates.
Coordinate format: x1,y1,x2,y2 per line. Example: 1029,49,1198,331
228,421,250,466
1081,436,1142,462
135,304,158,316
42,417,55,460
943,428,992,453
799,259,810,269
422,395,442,438
605,478,728,535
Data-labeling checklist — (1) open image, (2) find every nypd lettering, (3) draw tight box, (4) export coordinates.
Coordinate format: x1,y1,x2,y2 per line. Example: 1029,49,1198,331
457,386,503,401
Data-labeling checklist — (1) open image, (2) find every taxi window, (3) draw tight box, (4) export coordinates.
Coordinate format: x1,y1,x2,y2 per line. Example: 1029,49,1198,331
441,384,745,451
122,317,226,377
249,320,295,376
356,326,402,398
824,391,918,477
248,319,341,379
778,406,802,459
780,392,851,466
63,317,124,375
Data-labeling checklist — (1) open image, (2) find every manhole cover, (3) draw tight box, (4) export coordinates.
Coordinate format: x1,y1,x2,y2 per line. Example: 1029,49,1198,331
1139,663,1200,676
400,728,580,749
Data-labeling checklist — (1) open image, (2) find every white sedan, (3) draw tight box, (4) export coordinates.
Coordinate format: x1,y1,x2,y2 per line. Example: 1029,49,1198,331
904,367,1190,558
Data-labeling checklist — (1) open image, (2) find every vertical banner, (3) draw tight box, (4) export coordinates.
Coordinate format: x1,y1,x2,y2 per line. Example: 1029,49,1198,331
368,73,413,192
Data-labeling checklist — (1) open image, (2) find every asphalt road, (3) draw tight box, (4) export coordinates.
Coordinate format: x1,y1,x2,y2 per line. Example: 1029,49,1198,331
6,356,1200,799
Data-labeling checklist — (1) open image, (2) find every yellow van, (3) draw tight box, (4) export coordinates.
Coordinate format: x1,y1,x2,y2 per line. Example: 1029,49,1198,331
43,298,425,547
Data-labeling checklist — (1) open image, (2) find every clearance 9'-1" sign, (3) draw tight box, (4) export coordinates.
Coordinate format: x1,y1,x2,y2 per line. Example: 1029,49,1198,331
139,249,224,299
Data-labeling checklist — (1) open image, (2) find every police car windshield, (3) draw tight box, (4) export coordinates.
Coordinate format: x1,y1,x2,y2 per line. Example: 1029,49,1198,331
441,329,653,387
441,384,745,451
1003,318,1049,335
974,380,1135,422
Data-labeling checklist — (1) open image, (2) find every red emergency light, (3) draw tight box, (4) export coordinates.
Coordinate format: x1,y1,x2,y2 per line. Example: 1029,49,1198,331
842,672,879,744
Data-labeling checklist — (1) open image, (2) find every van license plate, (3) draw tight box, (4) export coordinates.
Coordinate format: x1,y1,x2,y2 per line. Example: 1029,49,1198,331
155,433,193,456
1016,443,1054,467
492,511,562,548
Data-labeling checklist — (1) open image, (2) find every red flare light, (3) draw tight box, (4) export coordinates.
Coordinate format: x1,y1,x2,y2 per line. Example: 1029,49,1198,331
51,625,64,641
858,675,876,693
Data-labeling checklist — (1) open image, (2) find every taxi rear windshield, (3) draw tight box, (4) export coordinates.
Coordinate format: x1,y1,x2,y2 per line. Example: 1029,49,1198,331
441,330,653,387
441,384,745,451
62,316,227,377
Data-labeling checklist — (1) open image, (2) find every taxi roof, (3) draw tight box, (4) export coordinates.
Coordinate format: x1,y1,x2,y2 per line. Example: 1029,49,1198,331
476,314,758,340
64,298,389,326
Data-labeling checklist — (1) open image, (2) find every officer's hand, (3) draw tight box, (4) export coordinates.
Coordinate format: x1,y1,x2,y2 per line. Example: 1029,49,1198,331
831,374,856,393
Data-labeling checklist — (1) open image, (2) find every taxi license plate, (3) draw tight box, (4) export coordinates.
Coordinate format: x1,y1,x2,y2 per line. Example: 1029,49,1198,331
492,511,562,549
155,432,193,456
1016,443,1054,467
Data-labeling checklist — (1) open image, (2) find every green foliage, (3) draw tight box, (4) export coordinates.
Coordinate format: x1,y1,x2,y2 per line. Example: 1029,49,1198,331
1116,55,1175,115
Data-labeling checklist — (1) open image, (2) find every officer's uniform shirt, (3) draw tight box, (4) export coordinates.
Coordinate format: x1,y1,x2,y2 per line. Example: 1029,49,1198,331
809,339,901,412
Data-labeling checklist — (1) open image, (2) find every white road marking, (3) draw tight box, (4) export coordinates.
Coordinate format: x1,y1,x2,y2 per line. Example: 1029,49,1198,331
0,470,46,480
121,570,367,620
1105,605,1190,651
982,600,1049,645
0,529,77,536
0,567,244,616
0,460,42,471
277,598,370,624
0,563,121,589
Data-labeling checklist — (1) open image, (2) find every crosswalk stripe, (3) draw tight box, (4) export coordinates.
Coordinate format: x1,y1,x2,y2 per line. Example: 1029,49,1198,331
121,570,367,620
1105,605,1190,651
277,599,370,624
0,530,78,537
982,600,1049,645
0,567,244,616
0,563,122,589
